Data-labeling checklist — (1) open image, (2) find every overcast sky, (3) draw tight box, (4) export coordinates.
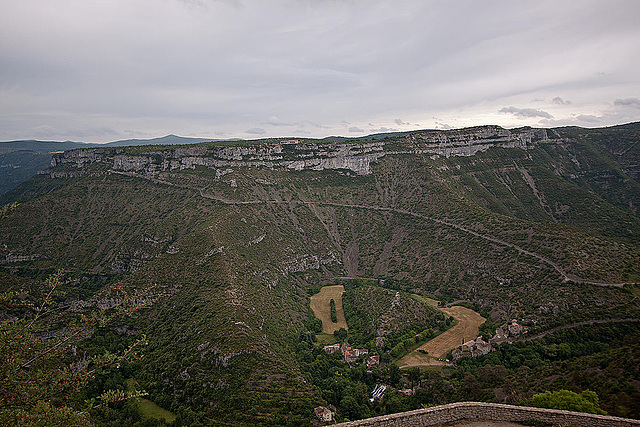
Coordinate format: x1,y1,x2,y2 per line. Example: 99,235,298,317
2,0,640,142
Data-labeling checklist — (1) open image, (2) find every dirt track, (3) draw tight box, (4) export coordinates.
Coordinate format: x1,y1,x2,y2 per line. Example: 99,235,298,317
399,305,485,368
310,285,348,334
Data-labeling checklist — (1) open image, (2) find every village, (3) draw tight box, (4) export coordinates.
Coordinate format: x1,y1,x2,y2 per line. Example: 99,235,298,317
451,319,527,361
322,342,381,369
313,320,528,423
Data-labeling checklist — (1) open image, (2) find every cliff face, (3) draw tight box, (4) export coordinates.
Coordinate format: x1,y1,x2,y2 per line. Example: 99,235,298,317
47,126,556,178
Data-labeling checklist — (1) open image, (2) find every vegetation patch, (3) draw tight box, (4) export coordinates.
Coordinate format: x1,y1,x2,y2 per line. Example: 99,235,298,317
135,397,177,423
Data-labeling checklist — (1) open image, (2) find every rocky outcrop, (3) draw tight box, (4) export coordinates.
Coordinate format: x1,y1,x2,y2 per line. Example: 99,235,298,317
399,126,555,158
47,126,559,179
2,253,39,263
283,253,338,274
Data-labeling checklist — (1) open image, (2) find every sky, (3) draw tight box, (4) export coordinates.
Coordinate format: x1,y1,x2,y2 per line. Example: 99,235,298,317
1,0,640,143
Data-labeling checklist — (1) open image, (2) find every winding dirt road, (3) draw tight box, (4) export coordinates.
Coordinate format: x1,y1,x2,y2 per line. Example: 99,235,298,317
114,172,629,288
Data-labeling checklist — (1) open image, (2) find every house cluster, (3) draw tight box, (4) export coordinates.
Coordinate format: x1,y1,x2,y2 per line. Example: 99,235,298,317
491,319,527,344
507,319,526,336
452,319,527,361
314,405,336,422
451,336,493,360
323,343,380,368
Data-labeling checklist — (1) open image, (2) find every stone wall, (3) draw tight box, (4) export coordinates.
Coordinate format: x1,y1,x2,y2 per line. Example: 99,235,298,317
334,402,640,427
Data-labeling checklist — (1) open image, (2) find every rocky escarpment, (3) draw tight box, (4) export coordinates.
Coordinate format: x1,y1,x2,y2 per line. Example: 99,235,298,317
47,126,558,179
400,125,555,156
49,140,386,177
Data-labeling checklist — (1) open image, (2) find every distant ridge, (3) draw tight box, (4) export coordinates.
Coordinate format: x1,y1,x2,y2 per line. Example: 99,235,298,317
324,130,414,142
0,134,243,149
104,134,220,147
0,140,86,152
1,122,639,196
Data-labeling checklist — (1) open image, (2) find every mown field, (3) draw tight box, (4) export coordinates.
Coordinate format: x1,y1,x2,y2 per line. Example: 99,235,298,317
399,305,486,367
310,285,348,334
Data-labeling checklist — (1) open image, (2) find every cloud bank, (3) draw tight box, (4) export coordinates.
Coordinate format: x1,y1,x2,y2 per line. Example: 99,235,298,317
499,107,554,119
1,0,639,141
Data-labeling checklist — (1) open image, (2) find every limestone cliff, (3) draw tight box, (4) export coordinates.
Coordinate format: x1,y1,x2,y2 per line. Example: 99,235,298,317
47,125,558,179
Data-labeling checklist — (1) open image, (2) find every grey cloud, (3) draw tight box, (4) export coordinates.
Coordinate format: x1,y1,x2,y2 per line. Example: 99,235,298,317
245,127,266,135
301,121,331,129
265,116,296,126
370,127,398,133
26,124,120,140
1,1,639,141
540,114,607,127
123,129,153,138
349,126,364,133
576,115,600,123
499,106,554,119
552,97,572,105
394,118,410,126
614,98,640,108
435,122,452,130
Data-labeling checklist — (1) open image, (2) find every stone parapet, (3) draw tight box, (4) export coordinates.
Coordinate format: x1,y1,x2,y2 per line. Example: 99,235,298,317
334,402,640,427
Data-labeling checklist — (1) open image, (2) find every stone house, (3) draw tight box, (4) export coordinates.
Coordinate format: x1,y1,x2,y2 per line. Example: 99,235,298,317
507,319,526,336
340,343,368,363
366,355,380,369
314,406,335,422
452,336,493,360
323,343,341,354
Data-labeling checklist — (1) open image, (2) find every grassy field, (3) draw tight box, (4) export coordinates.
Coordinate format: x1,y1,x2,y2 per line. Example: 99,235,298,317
410,294,440,307
136,397,177,424
310,285,348,334
398,305,485,368
316,333,337,345
126,379,176,423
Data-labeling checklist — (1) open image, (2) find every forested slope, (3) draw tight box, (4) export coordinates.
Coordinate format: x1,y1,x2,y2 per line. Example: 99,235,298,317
1,124,639,424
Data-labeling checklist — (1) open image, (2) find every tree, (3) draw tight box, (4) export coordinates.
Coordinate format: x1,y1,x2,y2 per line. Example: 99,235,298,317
407,367,421,389
334,327,347,342
330,299,338,323
477,364,507,387
529,389,607,415
0,271,153,426
387,364,402,387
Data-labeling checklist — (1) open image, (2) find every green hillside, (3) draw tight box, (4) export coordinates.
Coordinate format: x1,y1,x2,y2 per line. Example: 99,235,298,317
1,124,639,424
